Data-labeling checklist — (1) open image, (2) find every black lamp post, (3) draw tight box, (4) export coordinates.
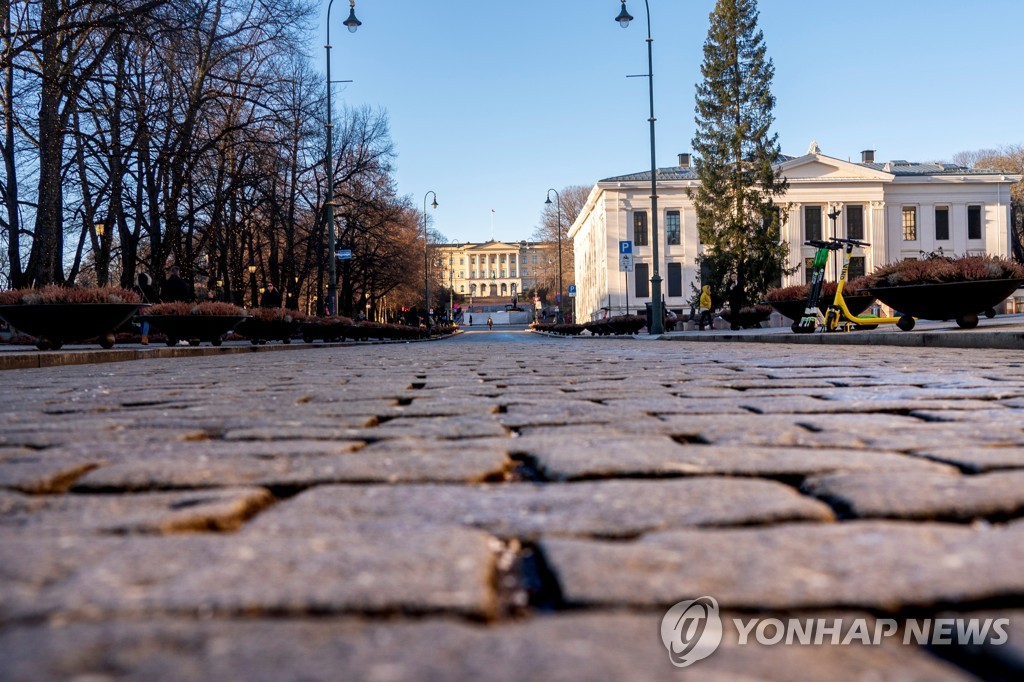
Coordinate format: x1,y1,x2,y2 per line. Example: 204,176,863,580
324,0,361,316
615,0,663,334
449,241,460,323
423,190,438,320
247,261,257,307
544,189,563,323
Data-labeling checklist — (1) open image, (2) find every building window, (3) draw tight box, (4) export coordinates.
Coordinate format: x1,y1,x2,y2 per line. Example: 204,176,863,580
805,206,822,241
633,211,649,246
667,262,682,297
902,207,917,241
635,263,650,297
521,255,527,263
849,256,866,281
935,207,950,241
460,285,465,293
522,269,528,276
968,205,982,240
666,211,681,245
847,205,864,240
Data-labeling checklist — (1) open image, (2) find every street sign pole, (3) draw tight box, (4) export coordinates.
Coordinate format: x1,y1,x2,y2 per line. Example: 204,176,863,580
614,241,630,315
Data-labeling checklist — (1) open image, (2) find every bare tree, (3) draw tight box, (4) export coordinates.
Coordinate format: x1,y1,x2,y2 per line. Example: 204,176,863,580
953,144,1024,261
530,184,589,299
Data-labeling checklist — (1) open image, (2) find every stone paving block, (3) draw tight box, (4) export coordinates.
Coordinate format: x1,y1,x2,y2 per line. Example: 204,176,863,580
245,478,833,540
497,400,653,427
0,521,496,621
221,423,376,440
860,425,1024,451
72,444,510,491
654,414,877,448
542,520,1024,610
0,612,973,682
364,414,509,439
744,395,1000,415
814,386,1024,401
910,445,1024,472
803,470,1024,521
511,436,956,481
392,397,500,417
0,487,273,534
67,438,366,464
909,408,1024,424
0,457,101,493
595,397,755,416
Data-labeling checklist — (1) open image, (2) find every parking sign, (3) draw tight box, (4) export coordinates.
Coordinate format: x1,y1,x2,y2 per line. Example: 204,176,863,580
619,241,633,254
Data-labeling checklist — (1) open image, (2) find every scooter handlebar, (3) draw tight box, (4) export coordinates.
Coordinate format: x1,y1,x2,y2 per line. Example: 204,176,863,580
829,237,871,247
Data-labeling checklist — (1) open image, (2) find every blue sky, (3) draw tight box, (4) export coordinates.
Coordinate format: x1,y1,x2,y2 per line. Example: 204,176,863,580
314,0,1024,245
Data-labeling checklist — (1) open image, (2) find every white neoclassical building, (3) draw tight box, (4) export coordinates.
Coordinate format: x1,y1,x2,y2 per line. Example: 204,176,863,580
569,144,1021,322
434,240,555,304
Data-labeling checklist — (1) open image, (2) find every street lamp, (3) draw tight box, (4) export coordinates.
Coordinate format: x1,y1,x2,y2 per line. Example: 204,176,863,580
449,241,460,323
545,189,563,323
324,0,361,316
423,190,438,321
247,261,257,307
615,0,663,334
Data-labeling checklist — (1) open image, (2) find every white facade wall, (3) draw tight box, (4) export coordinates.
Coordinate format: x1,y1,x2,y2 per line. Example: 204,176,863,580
569,152,1020,323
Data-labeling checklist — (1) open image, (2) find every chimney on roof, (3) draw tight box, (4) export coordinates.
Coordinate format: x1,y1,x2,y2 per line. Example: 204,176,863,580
678,153,691,168
861,150,875,164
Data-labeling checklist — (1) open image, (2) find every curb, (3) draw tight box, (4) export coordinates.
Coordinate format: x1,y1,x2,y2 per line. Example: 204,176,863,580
657,329,1024,350
0,335,454,372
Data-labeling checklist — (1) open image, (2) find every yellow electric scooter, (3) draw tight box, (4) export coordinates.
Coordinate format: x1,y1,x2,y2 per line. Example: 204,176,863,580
822,237,916,332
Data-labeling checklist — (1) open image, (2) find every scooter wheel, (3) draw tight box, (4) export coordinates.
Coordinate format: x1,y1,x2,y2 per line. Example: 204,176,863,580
897,316,916,332
984,308,996,319
824,311,839,332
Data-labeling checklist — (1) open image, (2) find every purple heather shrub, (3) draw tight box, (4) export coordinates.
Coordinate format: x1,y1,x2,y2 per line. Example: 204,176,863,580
0,285,141,305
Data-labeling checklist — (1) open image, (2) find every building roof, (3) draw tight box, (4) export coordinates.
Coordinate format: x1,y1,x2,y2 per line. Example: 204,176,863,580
600,153,1009,183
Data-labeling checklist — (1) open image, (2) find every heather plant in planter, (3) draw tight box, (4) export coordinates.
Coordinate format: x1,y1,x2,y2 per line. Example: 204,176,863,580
864,254,1024,329
765,276,875,321
0,285,143,350
300,316,354,343
719,303,774,329
142,302,248,346
236,308,306,345
585,314,646,336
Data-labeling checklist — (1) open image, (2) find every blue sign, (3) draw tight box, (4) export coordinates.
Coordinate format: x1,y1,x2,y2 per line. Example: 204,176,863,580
568,284,577,297
336,249,352,259
619,240,633,254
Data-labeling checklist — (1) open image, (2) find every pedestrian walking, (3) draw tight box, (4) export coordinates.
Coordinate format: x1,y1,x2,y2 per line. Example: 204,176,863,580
487,315,493,331
698,285,713,331
134,272,159,345
162,266,192,302
260,282,282,308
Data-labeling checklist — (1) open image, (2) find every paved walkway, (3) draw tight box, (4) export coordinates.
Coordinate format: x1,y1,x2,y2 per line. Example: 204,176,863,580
1,328,1022,679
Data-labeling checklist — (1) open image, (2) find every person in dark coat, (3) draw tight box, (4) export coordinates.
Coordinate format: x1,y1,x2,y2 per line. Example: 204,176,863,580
162,266,192,302
259,282,282,308
134,272,160,345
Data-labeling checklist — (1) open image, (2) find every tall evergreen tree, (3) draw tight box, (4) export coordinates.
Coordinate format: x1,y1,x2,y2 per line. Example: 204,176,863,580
691,0,791,323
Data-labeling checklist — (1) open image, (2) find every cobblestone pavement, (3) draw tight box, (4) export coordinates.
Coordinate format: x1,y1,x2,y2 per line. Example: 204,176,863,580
2,329,1023,680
